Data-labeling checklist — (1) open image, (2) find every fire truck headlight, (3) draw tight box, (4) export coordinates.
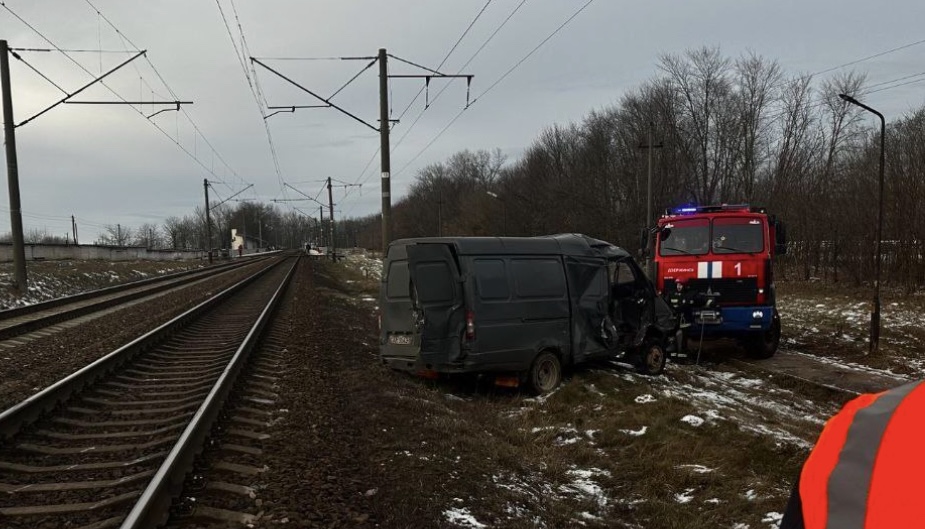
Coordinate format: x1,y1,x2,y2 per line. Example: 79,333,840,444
752,310,764,319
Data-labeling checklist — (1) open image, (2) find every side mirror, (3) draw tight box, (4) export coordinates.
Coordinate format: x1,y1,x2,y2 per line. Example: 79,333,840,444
774,220,787,255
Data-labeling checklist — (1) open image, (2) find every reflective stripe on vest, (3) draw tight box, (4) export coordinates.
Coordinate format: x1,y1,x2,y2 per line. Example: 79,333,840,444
800,380,925,529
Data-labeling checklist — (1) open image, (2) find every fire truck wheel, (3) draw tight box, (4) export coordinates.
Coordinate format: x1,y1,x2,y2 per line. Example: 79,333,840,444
636,338,667,376
527,351,562,395
747,312,781,359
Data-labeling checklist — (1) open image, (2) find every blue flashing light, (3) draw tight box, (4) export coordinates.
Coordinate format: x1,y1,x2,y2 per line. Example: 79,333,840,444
679,207,698,213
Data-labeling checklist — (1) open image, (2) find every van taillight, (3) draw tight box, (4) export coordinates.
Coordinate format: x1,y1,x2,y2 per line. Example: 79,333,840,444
465,310,475,340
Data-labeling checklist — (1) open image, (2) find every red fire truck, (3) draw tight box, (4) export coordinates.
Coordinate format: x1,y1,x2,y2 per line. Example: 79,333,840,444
653,204,787,359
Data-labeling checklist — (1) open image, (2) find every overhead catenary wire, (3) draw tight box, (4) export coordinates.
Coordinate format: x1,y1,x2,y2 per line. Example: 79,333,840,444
231,0,287,194
470,0,594,106
85,0,250,194
387,0,529,159
393,0,596,178
341,0,500,214
811,37,925,78
315,0,536,217
251,56,377,61
393,0,494,123
1,2,243,191
10,47,137,53
399,10,920,182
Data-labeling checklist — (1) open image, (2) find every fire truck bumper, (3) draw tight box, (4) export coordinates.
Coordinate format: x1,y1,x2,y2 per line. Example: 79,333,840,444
689,306,774,334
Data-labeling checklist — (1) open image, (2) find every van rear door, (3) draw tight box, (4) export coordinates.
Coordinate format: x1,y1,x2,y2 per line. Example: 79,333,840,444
407,243,466,363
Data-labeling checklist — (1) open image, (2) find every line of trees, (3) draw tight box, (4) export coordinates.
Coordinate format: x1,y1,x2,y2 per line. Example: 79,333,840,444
0,201,319,253
346,47,925,288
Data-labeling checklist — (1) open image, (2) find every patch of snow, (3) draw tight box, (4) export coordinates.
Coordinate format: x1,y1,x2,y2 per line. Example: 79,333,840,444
619,426,648,436
680,415,705,427
525,386,562,404
674,488,696,503
678,464,714,474
634,394,656,404
745,489,758,501
740,423,813,449
444,507,486,528
762,512,783,528
561,468,610,507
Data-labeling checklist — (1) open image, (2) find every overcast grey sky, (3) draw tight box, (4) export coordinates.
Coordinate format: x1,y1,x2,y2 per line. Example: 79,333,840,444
1,0,923,242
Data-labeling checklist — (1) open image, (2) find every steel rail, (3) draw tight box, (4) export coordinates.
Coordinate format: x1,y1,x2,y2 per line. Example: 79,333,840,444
0,257,282,438
121,256,299,528
0,257,257,321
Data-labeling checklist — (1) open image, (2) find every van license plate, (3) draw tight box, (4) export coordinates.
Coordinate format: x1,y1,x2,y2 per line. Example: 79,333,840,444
389,334,413,345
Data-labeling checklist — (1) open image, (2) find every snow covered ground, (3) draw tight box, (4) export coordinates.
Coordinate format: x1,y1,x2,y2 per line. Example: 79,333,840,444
779,286,925,376
0,260,200,310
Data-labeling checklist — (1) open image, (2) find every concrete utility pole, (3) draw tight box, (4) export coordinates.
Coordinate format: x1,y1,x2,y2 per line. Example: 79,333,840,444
327,177,336,262
378,48,392,252
1,40,27,292
640,121,663,279
71,215,79,245
203,178,213,263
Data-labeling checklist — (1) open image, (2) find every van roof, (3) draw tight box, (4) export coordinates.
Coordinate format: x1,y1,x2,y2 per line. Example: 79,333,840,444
389,234,629,259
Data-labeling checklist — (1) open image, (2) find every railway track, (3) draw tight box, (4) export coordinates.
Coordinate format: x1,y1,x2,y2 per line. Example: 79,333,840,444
0,256,270,344
0,256,297,529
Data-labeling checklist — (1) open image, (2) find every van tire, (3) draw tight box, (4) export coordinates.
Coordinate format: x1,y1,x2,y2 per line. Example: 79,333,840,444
527,351,562,395
636,338,667,376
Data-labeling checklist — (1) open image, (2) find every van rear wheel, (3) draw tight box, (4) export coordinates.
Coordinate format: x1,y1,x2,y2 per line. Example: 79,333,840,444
528,351,562,395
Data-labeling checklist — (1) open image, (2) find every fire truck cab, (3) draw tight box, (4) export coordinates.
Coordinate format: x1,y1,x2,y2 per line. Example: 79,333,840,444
653,204,787,359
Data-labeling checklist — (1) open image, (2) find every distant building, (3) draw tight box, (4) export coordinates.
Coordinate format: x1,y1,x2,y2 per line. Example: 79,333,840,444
230,229,262,255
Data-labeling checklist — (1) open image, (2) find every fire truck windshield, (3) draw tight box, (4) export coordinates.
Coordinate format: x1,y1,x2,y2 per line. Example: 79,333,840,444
712,217,764,254
659,219,709,256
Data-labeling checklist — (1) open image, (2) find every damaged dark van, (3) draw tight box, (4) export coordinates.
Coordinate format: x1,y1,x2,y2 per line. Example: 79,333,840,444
379,234,678,394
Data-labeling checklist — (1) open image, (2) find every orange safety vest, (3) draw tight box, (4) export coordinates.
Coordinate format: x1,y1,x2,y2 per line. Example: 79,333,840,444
799,379,925,528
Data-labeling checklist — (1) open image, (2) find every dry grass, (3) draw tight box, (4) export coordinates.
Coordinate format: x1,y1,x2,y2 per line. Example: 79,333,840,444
777,279,925,373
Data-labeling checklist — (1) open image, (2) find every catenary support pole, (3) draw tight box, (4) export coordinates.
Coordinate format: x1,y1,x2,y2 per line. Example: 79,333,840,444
379,48,391,252
0,40,27,292
204,179,212,263
327,177,336,262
